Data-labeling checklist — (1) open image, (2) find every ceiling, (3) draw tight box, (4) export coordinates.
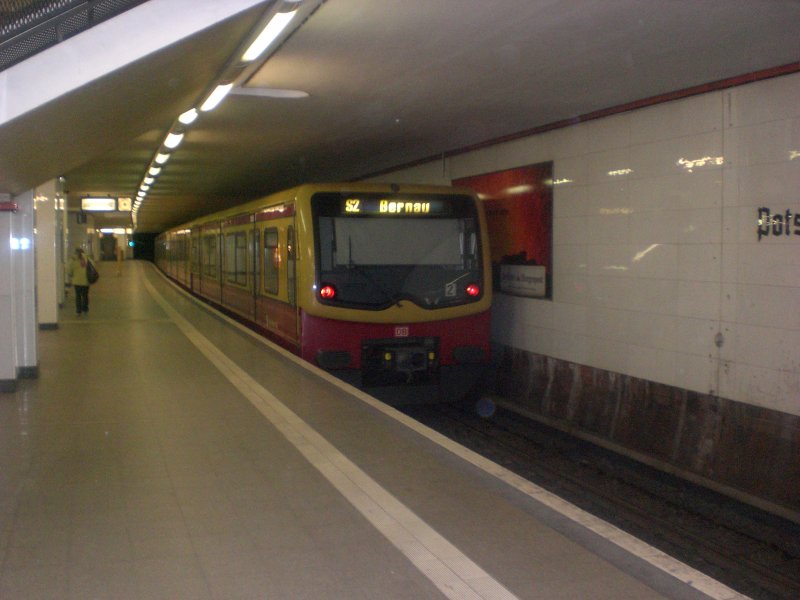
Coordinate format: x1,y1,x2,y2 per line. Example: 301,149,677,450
2,0,800,233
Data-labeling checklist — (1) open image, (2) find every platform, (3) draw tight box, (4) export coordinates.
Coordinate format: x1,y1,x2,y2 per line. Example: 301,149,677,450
0,260,746,599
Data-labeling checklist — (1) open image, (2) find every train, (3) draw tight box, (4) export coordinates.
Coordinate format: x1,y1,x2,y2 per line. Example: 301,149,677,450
155,182,492,399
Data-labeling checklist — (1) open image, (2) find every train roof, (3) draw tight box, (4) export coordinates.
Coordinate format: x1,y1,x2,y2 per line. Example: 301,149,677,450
161,182,479,235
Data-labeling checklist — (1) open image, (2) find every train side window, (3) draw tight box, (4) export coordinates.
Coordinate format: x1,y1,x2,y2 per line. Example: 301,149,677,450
251,229,259,292
287,226,296,306
224,231,248,286
203,234,218,279
191,234,200,273
264,228,279,294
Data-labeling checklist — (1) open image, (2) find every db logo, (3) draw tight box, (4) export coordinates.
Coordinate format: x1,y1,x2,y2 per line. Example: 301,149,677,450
394,326,409,337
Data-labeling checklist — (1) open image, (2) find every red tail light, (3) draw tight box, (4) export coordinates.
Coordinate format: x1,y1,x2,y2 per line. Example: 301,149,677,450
466,284,480,297
319,284,336,300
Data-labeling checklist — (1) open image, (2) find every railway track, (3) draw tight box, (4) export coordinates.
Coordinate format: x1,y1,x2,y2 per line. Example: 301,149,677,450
399,399,800,600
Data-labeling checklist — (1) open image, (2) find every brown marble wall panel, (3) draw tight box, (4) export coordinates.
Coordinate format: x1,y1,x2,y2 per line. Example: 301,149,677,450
494,345,800,514
612,379,684,463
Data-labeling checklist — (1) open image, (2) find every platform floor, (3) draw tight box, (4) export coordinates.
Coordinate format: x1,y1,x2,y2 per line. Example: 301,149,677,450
0,260,745,600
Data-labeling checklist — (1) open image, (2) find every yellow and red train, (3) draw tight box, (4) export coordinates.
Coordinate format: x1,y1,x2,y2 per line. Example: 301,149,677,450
156,183,492,398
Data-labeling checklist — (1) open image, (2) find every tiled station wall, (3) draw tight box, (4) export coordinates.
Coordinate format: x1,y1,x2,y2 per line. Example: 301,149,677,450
369,72,800,517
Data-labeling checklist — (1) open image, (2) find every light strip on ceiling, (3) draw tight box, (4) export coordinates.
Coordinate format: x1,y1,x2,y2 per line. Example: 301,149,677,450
178,108,199,125
241,9,297,62
200,83,233,112
164,131,184,149
134,0,322,229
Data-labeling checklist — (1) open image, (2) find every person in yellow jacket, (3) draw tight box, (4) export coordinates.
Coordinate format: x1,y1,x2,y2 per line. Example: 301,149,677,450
67,247,95,316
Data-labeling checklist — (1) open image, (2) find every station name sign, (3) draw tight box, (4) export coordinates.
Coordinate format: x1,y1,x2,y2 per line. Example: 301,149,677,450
757,207,799,240
81,197,132,212
342,198,448,216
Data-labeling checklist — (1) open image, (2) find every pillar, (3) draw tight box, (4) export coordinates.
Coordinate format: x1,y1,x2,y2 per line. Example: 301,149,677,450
0,194,16,391
34,180,59,329
13,190,37,378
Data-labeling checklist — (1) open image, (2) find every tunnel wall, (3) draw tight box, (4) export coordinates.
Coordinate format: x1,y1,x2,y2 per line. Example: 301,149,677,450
369,71,800,519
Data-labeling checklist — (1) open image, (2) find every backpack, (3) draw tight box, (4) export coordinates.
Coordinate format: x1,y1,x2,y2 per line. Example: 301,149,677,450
86,260,99,284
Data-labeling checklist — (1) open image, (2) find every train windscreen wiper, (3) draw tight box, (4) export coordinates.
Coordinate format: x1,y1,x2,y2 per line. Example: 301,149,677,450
347,236,403,307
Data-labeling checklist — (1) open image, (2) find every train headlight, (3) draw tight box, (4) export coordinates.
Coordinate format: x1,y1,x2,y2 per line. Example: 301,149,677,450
319,284,336,300
466,283,480,297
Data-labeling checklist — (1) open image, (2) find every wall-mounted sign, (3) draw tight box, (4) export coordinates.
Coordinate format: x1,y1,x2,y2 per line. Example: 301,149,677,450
500,265,546,298
81,197,116,211
757,207,799,240
341,198,449,216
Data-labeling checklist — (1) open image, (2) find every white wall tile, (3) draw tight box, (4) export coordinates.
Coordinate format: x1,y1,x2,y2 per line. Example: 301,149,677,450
554,272,589,305
734,324,800,372
494,132,553,167
552,302,588,334
678,243,721,282
729,118,800,168
585,243,632,278
730,283,800,329
733,161,800,208
625,312,683,352
551,124,590,159
677,208,723,244
624,277,680,315
553,184,588,218
628,210,682,245
585,306,631,343
628,169,722,211
379,71,800,415
674,317,718,357
630,93,722,145
552,242,587,276
630,131,723,180
675,353,716,396
552,331,589,366
584,336,630,374
735,240,800,286
552,156,587,186
628,243,678,280
553,215,587,244
583,112,631,152
677,280,721,320
584,147,633,184
627,345,678,387
722,362,800,414
449,146,498,180
729,72,800,127
584,213,630,245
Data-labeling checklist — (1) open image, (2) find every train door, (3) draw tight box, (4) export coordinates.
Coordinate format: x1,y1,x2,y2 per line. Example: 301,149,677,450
190,229,200,292
287,224,299,340
217,230,223,303
250,225,259,320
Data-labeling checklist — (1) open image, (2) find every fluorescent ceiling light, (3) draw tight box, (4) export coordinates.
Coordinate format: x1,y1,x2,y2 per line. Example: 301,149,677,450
230,87,309,99
81,197,116,211
140,184,150,192
143,176,155,185
155,152,171,165
164,132,184,149
200,83,233,112
242,10,297,62
178,108,199,125
148,166,161,176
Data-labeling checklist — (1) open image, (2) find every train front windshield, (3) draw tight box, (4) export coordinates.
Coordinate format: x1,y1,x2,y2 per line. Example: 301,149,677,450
313,192,484,309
